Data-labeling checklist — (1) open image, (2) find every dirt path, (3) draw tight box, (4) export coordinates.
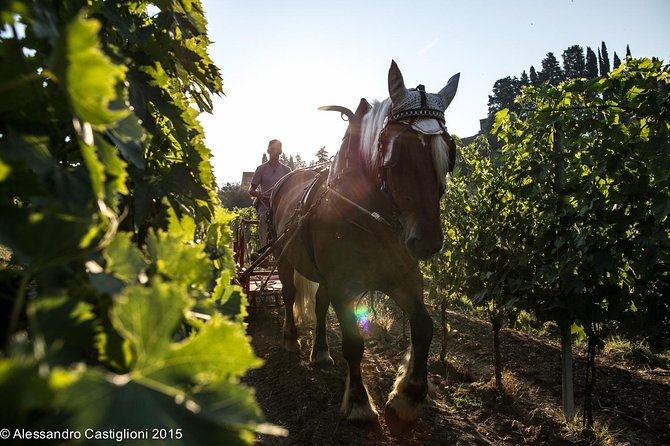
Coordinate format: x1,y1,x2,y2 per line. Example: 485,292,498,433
243,305,670,445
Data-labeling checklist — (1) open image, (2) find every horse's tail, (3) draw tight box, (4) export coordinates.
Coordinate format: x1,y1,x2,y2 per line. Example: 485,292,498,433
293,271,318,327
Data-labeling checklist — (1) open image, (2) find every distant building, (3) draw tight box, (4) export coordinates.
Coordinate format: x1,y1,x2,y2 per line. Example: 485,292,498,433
459,117,489,146
241,172,254,187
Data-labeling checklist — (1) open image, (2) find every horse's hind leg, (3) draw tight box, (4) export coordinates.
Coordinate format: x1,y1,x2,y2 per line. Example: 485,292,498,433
384,279,434,429
278,258,299,352
331,297,378,422
310,285,334,367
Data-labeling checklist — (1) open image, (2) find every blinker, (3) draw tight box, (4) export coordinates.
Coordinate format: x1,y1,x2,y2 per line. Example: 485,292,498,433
382,132,402,168
408,118,444,135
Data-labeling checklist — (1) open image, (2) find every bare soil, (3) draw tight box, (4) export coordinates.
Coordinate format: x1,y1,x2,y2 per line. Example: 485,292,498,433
243,304,670,446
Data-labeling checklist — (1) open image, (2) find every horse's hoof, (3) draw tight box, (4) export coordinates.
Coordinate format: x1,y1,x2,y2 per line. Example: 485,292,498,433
344,402,379,423
282,338,300,353
384,391,421,434
384,402,413,435
310,350,334,368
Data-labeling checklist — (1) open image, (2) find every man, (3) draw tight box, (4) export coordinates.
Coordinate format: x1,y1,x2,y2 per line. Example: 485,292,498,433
249,139,292,248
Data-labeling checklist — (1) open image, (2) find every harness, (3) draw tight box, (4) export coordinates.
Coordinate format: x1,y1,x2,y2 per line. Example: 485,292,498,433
250,87,454,278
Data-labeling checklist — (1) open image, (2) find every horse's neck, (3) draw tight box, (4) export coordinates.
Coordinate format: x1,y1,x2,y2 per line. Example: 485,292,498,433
329,133,366,181
330,99,389,183
360,99,390,175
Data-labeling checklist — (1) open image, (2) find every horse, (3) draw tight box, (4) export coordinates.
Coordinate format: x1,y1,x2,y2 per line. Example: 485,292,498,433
270,60,459,429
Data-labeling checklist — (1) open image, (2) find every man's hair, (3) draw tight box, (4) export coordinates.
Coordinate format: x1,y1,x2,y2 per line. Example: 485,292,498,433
268,139,281,149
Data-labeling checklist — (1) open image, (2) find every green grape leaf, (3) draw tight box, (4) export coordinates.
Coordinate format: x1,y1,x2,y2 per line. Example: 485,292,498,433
146,212,211,289
0,359,57,428
104,232,148,284
0,159,10,181
212,275,247,323
60,369,262,446
96,134,130,197
28,292,98,367
106,114,147,170
143,313,262,385
66,14,128,126
112,278,261,383
112,281,188,370
79,140,106,201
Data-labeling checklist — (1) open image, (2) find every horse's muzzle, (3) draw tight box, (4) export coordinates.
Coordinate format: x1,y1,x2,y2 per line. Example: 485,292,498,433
406,233,443,260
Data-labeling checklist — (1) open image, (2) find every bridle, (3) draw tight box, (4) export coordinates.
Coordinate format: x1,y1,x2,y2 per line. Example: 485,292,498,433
376,85,454,196
324,86,456,234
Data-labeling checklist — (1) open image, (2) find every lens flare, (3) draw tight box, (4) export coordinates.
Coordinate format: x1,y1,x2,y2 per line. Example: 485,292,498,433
355,305,369,332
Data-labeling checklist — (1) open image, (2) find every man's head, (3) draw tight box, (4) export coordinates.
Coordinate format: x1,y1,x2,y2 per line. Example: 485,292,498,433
268,139,282,160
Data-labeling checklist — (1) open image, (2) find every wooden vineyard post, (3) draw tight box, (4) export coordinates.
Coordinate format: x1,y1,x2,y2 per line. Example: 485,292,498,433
492,313,504,395
560,323,575,421
554,122,575,422
440,298,448,362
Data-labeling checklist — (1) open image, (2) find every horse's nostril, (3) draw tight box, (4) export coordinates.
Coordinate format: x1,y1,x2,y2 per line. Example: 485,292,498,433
407,235,442,260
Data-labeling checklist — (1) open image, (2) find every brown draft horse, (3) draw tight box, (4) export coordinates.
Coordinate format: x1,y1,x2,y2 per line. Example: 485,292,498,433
270,60,459,429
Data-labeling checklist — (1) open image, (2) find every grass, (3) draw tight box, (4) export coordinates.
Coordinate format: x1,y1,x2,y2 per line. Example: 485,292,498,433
602,335,670,368
0,244,11,270
564,419,622,446
439,293,670,369
449,383,483,410
499,369,524,400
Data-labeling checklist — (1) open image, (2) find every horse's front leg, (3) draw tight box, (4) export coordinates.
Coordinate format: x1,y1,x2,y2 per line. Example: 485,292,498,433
384,276,434,428
278,258,299,352
331,295,378,422
310,284,334,367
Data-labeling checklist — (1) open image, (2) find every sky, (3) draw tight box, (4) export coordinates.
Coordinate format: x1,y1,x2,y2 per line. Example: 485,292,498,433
198,0,670,185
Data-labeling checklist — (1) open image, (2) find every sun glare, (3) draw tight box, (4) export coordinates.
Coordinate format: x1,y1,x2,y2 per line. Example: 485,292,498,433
204,52,369,184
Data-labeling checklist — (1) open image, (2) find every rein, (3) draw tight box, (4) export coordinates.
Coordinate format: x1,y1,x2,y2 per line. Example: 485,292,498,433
327,178,394,229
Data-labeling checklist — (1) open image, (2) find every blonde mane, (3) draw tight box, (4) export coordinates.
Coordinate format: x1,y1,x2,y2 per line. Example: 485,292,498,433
359,98,392,175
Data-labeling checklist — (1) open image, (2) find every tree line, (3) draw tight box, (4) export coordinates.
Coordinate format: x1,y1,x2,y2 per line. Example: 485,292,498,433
487,42,631,117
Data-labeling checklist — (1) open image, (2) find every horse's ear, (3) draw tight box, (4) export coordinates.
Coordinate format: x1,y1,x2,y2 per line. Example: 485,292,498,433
438,73,460,110
354,98,371,120
388,60,408,105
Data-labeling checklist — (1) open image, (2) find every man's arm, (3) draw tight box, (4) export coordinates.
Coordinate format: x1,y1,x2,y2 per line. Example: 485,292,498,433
249,183,260,198
249,165,263,198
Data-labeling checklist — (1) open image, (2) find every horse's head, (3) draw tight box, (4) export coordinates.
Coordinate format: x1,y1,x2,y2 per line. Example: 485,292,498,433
379,61,459,260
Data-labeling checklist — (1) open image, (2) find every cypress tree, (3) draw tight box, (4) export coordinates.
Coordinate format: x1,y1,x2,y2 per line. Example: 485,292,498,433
520,70,530,87
562,45,586,79
613,52,622,69
598,48,605,77
539,52,563,86
529,65,539,86
600,41,611,76
488,76,521,114
586,47,598,78
626,44,632,59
